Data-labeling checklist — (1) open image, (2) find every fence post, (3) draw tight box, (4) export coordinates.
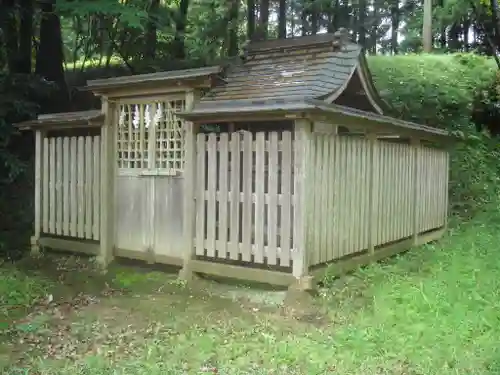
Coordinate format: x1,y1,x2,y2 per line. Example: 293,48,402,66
179,89,198,281
366,133,377,258
411,138,420,245
31,130,44,256
98,98,115,268
290,118,313,291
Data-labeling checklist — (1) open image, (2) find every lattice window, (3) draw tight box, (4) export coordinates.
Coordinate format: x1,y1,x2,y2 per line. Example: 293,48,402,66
116,99,186,173
155,99,185,170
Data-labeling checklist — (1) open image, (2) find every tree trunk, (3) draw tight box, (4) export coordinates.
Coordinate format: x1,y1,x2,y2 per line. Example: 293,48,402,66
2,0,19,72
35,0,70,112
422,0,433,52
145,0,160,59
278,0,287,38
311,0,318,35
301,1,308,36
358,0,366,48
172,0,189,59
370,0,378,53
247,0,256,40
463,20,470,51
258,0,270,39
227,0,240,55
390,0,399,54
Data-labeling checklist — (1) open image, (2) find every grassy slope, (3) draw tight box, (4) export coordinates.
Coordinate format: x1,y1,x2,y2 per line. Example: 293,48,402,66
1,216,500,374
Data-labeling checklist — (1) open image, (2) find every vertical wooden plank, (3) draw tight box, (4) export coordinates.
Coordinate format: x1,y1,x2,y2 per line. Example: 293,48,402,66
85,136,93,239
206,133,217,258
48,137,56,234
332,136,343,259
93,136,100,240
42,137,49,234
292,119,310,279
99,99,116,266
254,132,265,264
181,90,198,270
279,131,292,267
326,134,336,262
70,137,77,236
218,133,229,259
358,139,367,251
267,132,279,266
351,139,361,254
62,137,70,236
311,135,321,264
195,134,206,256
368,135,378,252
77,137,85,238
241,131,253,262
55,138,63,235
147,104,156,256
319,135,330,263
229,133,241,260
411,139,420,243
32,131,43,252
339,137,349,257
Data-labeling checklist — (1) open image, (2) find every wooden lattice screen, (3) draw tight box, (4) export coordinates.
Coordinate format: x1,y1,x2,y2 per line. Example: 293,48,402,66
116,99,186,174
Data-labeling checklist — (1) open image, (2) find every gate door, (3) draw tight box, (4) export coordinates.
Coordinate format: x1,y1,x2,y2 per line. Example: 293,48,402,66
114,98,186,260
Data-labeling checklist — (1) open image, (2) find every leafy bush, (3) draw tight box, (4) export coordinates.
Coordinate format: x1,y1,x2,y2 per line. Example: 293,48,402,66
368,53,500,218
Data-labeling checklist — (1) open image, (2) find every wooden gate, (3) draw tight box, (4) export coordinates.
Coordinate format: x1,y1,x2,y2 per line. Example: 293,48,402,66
114,99,186,260
194,130,295,267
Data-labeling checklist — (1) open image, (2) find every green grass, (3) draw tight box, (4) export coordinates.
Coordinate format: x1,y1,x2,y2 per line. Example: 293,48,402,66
2,216,500,374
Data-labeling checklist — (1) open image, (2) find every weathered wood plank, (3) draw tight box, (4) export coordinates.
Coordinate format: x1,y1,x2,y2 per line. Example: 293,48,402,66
254,132,265,264
279,131,292,267
93,136,100,240
217,133,229,259
48,138,56,234
267,132,279,266
229,133,241,260
195,134,207,256
77,137,85,238
62,137,70,236
70,137,78,237
33,131,42,248
206,134,217,258
241,131,253,262
55,138,63,235
85,137,93,239
42,137,49,233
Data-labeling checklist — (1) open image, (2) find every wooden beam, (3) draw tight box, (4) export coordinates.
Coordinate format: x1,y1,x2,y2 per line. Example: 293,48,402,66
98,98,116,267
189,259,295,286
179,89,199,281
291,119,312,285
31,130,44,255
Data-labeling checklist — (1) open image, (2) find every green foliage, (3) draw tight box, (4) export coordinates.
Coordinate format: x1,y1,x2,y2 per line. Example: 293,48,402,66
368,53,500,218
369,53,496,129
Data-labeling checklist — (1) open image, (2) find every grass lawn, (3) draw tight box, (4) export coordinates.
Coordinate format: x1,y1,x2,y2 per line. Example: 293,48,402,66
1,217,500,374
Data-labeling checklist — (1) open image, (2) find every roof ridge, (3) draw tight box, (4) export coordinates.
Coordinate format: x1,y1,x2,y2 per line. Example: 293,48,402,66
244,29,351,55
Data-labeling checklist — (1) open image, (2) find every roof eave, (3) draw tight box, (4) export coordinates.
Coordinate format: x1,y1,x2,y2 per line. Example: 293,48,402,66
15,110,104,131
86,66,223,96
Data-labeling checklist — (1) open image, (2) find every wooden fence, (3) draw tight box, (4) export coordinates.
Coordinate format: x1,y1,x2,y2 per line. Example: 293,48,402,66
41,134,101,240
307,135,448,266
194,131,295,267
194,130,449,269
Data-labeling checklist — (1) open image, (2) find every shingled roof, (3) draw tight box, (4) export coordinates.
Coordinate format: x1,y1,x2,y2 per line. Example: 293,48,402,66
194,30,386,115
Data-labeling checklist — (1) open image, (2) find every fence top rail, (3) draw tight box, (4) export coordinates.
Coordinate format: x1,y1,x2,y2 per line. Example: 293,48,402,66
15,110,104,131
